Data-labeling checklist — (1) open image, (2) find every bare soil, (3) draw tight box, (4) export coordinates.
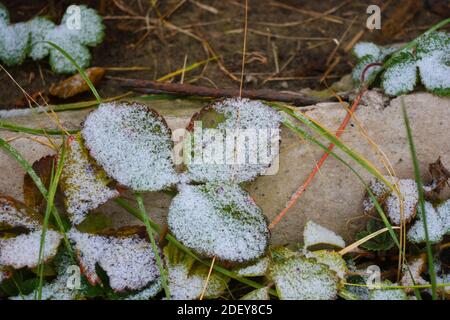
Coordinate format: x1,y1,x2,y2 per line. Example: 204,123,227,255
0,0,447,109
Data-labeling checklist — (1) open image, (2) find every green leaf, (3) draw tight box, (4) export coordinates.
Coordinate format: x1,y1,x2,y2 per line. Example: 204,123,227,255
356,220,395,251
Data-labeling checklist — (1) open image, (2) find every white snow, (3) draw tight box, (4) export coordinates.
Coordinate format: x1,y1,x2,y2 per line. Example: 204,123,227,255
61,136,119,225
82,102,178,191
385,179,418,225
303,220,345,249
0,230,62,269
68,229,161,292
168,183,269,263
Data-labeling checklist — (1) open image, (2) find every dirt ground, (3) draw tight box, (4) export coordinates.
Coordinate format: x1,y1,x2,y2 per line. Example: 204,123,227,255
0,0,448,109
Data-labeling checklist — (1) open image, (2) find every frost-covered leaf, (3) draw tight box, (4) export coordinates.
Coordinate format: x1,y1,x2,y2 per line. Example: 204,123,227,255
416,31,450,57
436,199,450,234
0,229,62,269
60,134,119,225
306,250,347,280
186,98,282,183
356,220,395,251
352,42,381,59
234,257,270,277
408,201,448,244
25,4,105,74
0,21,30,67
268,248,339,300
362,177,392,215
240,287,270,300
61,5,105,47
382,53,417,96
0,196,41,230
47,27,92,74
27,17,56,60
385,179,418,225
400,254,428,293
82,102,178,192
121,279,162,300
168,183,269,263
369,281,407,300
68,228,161,292
417,50,450,96
303,220,345,249
164,243,229,300
11,251,79,300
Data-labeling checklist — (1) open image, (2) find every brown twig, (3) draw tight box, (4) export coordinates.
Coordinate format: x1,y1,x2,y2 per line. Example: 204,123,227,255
107,76,341,105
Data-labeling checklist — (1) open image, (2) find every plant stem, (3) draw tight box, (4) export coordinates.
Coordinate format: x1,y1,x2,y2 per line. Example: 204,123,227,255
135,193,171,300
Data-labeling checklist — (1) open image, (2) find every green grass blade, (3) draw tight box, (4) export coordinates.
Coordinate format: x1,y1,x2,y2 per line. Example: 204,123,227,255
401,99,437,299
135,193,171,299
35,141,66,300
44,41,102,103
0,121,78,136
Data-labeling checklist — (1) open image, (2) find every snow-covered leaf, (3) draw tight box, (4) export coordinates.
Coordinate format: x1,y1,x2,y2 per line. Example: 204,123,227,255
0,196,41,230
382,53,417,96
416,31,450,58
60,134,119,225
27,17,56,60
408,201,448,244
268,248,339,300
47,28,92,74
362,177,392,215
121,279,162,300
240,287,270,300
400,254,428,293
168,183,269,263
352,42,381,59
164,243,229,300
0,20,30,67
303,220,345,249
186,98,282,183
306,250,347,280
68,228,161,292
11,251,79,300
417,50,450,96
82,102,178,192
385,179,418,225
0,229,62,269
61,5,105,47
437,199,450,234
234,257,270,277
369,281,407,300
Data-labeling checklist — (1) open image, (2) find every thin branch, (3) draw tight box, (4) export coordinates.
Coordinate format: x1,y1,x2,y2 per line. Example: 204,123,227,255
108,76,345,105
